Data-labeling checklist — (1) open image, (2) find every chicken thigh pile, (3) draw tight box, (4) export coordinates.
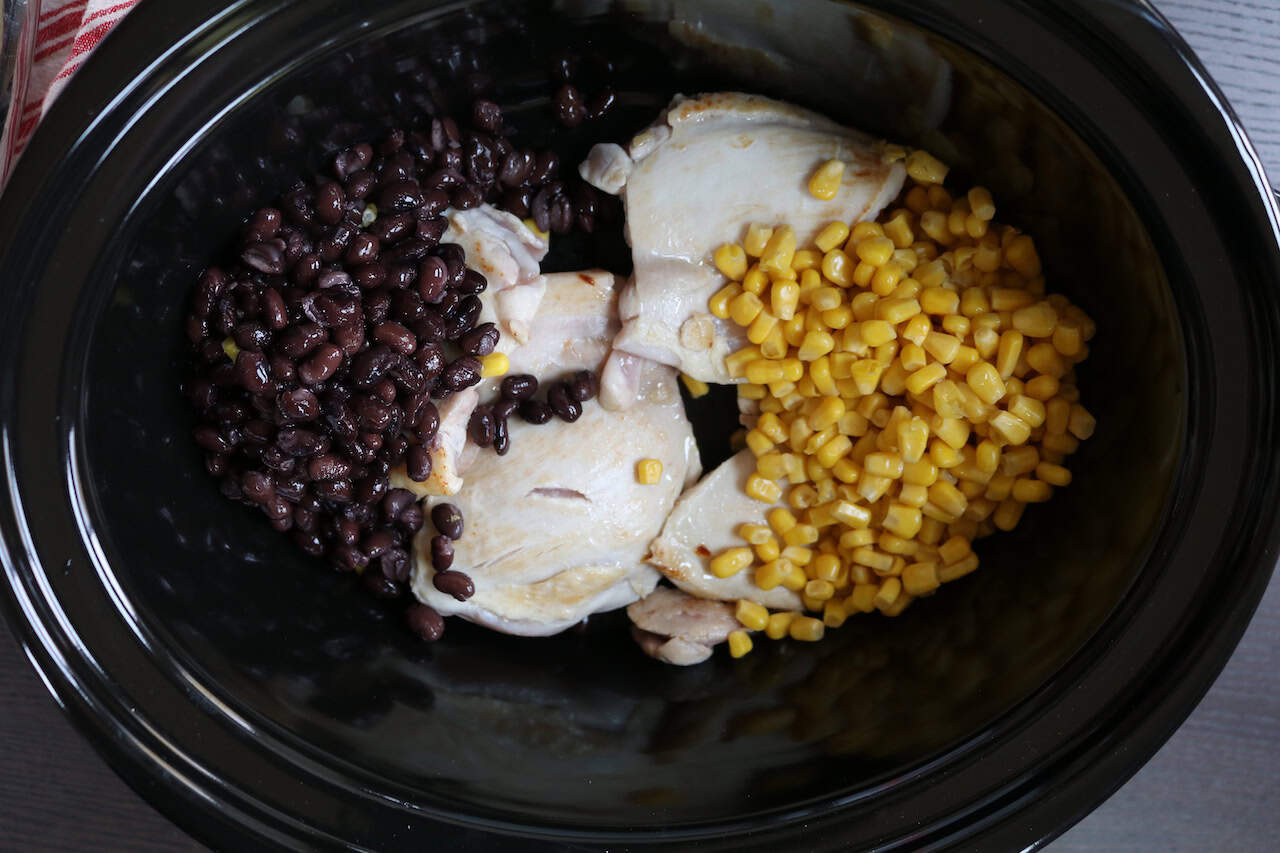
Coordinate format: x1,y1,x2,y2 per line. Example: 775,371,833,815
401,93,904,663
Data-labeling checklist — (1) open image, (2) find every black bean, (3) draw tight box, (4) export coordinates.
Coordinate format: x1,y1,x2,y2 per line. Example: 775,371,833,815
387,356,427,395
265,496,293,525
332,543,368,572
372,321,416,354
425,168,464,190
353,396,393,431
446,295,482,339
414,341,446,378
571,182,598,233
383,238,433,265
587,87,617,120
451,184,484,210
333,321,365,356
316,182,346,224
471,99,502,132
548,192,574,235
460,323,499,356
194,268,228,318
334,142,373,180
194,426,231,453
364,572,402,599
383,433,409,464
351,263,387,290
243,419,274,444
361,529,397,560
440,357,481,391
233,322,270,351
242,471,275,504
500,187,532,218
417,401,440,442
406,603,445,641
314,478,353,503
344,233,380,265
468,406,495,447
430,535,455,571
277,388,319,421
349,345,397,389
530,150,559,185
406,445,432,482
549,49,576,82
354,473,388,505
261,288,288,329
417,188,450,218
292,253,322,285
492,397,518,421
370,212,414,244
553,84,585,127
343,168,375,200
378,548,411,583
186,313,210,345
519,398,553,424
398,501,425,533
568,370,599,402
431,502,464,539
276,475,307,502
457,268,488,295
204,453,228,478
387,265,417,289
548,382,583,422
493,416,510,456
309,453,351,480
417,256,449,303
379,179,426,211
433,570,473,601
319,222,356,262
299,343,343,384
276,322,326,358
443,255,466,289
242,240,285,274
382,488,415,521
500,374,538,401
499,150,533,187
236,350,274,395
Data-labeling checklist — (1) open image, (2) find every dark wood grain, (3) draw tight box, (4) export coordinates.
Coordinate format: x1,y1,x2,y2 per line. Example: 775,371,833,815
1,1,1278,850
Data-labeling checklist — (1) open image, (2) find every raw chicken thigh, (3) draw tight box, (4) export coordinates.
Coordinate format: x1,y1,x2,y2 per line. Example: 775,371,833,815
647,449,803,612
410,270,701,635
581,92,906,393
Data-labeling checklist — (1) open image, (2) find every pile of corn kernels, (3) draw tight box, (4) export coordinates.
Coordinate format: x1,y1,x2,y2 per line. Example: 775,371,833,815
695,148,1097,658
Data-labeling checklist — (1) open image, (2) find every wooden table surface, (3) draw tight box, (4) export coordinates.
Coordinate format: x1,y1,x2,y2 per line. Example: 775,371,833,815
2,1,1279,850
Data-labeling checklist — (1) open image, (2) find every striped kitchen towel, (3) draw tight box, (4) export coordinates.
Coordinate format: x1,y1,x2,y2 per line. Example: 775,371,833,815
1,0,137,183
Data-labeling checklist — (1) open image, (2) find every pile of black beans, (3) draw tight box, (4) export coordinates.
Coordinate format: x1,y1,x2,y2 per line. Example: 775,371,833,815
185,97,601,642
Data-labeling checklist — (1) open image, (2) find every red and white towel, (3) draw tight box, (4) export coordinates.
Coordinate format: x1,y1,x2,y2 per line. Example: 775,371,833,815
1,0,136,183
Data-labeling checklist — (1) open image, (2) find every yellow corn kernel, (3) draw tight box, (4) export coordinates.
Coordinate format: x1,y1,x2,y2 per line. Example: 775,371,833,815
967,186,996,220
897,418,930,464
747,310,780,346
851,546,895,573
1025,341,1065,378
919,286,960,316
1012,301,1058,338
768,507,798,536
989,411,1032,445
729,291,764,327
922,331,960,364
1007,395,1047,429
843,584,875,614
897,483,928,508
870,262,905,296
771,279,800,322
898,357,946,395
929,481,968,517
973,440,1000,474
783,523,820,547
992,499,1025,531
725,346,761,379
854,236,896,267
822,599,848,628
821,249,855,288
1001,446,1040,477
522,218,549,241
809,158,846,200
737,523,773,546
759,225,797,275
963,361,1005,405
221,337,240,362
810,286,843,312
814,434,852,468
473,352,508,380
678,372,710,399
958,288,989,320
877,297,922,325
736,599,770,632
902,458,938,487
990,287,1034,312
855,473,892,503
808,223,848,255
905,149,949,184
1069,404,1097,440
710,546,753,578
804,578,836,603
779,560,809,590
806,397,846,432
743,223,773,257
929,417,968,451
1036,461,1072,487
901,561,939,596
789,615,826,642
873,576,902,610
1045,397,1071,435
937,535,971,566
821,305,854,331
864,452,905,479
879,531,919,556
792,249,822,272
745,359,786,385
882,503,923,539
754,537,781,562
765,610,796,639
628,456,663,486
928,381,962,420
830,458,860,485
781,545,814,568
740,383,768,401
746,474,782,503
727,629,753,658
1005,234,1041,276
938,552,980,583
714,243,749,281
797,329,836,362
1053,323,1084,357
881,211,913,248
709,282,742,320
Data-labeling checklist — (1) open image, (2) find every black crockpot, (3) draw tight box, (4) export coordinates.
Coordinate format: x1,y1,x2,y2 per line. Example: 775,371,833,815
1,0,1278,850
